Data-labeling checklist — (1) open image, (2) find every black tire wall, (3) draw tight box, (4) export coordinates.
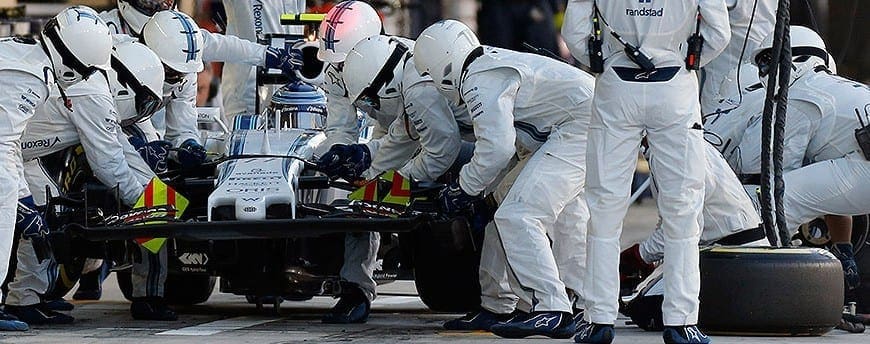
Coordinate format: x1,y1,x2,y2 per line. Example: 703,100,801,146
698,247,843,336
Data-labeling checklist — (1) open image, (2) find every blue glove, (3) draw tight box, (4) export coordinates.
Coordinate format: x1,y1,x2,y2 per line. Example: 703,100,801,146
832,243,861,290
264,46,303,75
437,181,482,217
177,139,208,168
316,144,372,181
129,136,171,173
17,196,51,262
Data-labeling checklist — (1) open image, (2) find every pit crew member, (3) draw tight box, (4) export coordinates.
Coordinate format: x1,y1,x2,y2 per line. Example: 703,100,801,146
562,0,730,343
735,26,870,291
0,6,112,331
414,19,594,339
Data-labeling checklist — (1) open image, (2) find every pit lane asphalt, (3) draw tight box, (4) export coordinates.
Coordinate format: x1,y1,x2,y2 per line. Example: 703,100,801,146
1,203,866,343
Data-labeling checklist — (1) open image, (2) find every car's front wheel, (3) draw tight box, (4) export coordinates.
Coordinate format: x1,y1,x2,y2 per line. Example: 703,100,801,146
410,218,481,312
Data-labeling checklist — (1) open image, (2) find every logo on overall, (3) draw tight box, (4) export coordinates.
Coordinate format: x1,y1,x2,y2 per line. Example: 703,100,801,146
21,137,61,150
627,0,663,16
534,314,559,328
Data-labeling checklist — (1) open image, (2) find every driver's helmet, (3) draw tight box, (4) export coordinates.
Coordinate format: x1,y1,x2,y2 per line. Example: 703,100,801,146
264,81,328,130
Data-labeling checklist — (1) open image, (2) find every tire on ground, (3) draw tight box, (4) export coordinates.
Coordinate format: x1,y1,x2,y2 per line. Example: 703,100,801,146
411,218,481,312
623,247,843,335
698,247,843,336
116,269,215,305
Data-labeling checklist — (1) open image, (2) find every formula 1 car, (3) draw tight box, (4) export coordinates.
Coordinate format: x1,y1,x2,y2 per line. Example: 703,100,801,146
44,83,482,312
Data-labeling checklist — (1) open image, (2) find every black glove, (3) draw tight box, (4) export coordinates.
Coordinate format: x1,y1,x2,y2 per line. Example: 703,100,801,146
316,144,372,181
437,181,482,217
177,139,208,168
129,136,171,173
17,196,51,262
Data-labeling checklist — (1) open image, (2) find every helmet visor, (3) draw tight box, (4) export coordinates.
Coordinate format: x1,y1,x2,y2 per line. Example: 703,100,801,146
112,56,165,126
351,41,409,111
267,104,326,130
754,49,773,79
163,63,186,84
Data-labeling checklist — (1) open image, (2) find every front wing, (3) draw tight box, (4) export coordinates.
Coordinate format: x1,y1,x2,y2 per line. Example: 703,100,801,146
60,216,430,242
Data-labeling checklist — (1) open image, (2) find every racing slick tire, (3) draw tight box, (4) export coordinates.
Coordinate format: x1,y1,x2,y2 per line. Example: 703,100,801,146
117,269,215,305
698,247,843,335
164,274,216,305
411,218,481,312
623,247,843,335
45,257,86,300
116,268,134,301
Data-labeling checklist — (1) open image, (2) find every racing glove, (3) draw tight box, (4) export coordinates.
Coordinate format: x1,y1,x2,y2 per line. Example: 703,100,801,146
264,46,304,75
437,181,482,217
17,196,52,262
317,144,372,182
619,243,656,283
831,242,861,290
129,136,172,173
177,139,208,169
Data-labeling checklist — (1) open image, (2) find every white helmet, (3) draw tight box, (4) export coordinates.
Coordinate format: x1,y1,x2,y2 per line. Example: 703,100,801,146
752,26,831,89
40,6,113,89
117,0,174,35
317,1,382,64
344,35,410,110
108,35,165,127
142,10,204,74
413,20,481,104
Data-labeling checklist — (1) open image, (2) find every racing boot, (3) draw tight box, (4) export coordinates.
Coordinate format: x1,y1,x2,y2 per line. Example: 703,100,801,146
131,297,178,321
322,285,370,324
490,311,575,339
44,299,75,311
443,309,517,331
662,325,711,344
831,243,860,290
73,266,106,300
574,321,614,344
0,309,29,331
5,304,74,325
573,308,586,325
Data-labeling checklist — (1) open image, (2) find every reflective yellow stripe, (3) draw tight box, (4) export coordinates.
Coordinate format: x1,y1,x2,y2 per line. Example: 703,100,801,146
132,177,189,254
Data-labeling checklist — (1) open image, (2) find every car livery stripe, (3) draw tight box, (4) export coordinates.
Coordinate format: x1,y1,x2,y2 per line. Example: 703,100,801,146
322,1,356,52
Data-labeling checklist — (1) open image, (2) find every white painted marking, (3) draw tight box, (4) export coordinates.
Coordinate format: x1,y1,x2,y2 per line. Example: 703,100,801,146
156,316,279,336
372,296,424,306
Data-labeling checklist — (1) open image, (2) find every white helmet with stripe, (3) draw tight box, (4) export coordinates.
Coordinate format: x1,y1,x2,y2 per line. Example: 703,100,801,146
40,6,113,89
316,1,382,64
141,10,204,74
